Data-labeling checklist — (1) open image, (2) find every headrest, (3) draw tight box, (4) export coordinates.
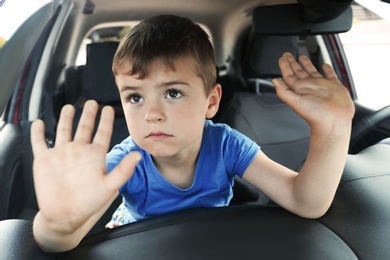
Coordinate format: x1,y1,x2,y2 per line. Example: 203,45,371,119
82,41,120,103
242,34,299,79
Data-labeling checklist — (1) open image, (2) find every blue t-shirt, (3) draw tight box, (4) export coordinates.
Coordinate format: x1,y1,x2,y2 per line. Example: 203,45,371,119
106,120,260,222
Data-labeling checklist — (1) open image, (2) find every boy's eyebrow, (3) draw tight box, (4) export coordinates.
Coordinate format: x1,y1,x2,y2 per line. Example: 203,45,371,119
160,80,191,88
119,80,191,92
119,86,139,93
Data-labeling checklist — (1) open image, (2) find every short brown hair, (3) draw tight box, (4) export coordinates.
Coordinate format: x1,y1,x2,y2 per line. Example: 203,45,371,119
112,15,216,95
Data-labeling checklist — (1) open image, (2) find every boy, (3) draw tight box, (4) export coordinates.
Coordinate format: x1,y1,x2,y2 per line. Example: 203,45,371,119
31,15,354,252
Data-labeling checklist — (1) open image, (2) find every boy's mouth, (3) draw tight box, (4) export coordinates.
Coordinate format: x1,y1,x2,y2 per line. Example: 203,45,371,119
146,132,173,140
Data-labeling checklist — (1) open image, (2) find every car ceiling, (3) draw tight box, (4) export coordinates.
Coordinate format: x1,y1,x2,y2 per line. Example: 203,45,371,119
73,0,296,19
69,0,297,66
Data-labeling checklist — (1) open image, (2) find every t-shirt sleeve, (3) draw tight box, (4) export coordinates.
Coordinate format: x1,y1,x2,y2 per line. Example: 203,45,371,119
222,126,260,178
106,146,127,174
106,136,144,194
106,136,133,174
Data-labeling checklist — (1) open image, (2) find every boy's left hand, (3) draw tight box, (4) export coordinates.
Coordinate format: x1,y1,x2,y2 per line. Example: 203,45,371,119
272,52,355,136
242,53,355,218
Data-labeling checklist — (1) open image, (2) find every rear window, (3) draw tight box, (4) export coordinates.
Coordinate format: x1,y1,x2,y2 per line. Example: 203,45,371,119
75,22,213,66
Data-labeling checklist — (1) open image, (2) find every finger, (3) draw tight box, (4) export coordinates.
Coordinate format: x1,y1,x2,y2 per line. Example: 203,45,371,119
55,104,75,145
298,55,322,78
322,63,341,83
272,78,299,106
74,100,99,143
31,120,48,156
92,106,115,151
282,52,309,79
278,54,300,88
105,152,142,191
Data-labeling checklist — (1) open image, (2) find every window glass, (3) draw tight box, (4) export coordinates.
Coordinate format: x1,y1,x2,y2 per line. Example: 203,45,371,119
0,0,50,46
339,2,390,109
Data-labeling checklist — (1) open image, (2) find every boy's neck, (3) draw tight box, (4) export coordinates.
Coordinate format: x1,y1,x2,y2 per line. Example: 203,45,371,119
152,151,199,189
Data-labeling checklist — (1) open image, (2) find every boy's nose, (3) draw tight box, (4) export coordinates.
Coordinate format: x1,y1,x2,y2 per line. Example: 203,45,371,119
144,101,165,123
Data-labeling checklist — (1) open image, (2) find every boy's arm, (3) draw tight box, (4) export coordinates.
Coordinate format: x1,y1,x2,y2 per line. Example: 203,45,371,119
33,195,116,252
31,100,141,252
242,53,355,218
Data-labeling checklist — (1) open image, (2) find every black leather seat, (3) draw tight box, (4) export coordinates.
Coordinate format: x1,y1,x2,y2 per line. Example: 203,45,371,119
66,41,129,150
64,41,128,234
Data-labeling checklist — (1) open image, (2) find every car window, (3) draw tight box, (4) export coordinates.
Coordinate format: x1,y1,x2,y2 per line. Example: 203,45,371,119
0,0,50,44
0,0,55,116
339,2,390,109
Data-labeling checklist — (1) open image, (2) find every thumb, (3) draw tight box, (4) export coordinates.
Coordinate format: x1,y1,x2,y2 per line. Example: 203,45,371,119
105,152,142,191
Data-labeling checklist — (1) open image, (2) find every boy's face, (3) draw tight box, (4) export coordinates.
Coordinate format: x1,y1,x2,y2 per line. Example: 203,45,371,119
116,57,221,160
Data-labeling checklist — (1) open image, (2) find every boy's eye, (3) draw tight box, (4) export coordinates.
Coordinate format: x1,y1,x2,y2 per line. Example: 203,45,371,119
165,89,183,99
128,94,144,104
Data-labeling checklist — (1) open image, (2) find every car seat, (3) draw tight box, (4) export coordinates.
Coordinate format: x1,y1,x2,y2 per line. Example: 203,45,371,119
64,41,128,234
65,41,129,150
220,33,311,204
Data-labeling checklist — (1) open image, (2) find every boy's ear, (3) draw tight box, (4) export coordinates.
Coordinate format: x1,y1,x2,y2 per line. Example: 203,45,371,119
206,83,222,119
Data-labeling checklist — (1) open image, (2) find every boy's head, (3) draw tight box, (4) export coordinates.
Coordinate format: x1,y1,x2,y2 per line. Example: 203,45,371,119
113,14,216,96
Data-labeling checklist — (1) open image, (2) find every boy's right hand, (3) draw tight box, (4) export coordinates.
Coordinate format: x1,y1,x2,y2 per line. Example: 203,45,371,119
31,100,140,251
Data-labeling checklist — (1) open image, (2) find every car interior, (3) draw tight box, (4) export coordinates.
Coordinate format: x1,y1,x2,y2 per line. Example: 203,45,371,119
1,0,390,259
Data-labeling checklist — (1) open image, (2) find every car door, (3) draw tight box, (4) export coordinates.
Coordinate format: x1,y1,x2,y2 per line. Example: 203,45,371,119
0,0,71,220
